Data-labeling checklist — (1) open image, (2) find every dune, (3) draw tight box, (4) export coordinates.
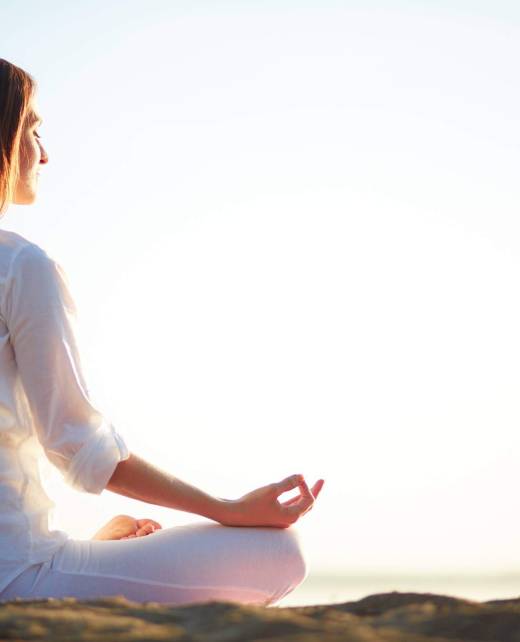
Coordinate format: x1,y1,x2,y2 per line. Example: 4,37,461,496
1,590,519,641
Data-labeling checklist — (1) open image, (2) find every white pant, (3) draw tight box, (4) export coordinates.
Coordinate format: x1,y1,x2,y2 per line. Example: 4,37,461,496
0,522,308,606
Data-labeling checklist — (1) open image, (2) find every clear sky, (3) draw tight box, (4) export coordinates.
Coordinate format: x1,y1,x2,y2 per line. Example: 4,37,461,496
1,0,520,576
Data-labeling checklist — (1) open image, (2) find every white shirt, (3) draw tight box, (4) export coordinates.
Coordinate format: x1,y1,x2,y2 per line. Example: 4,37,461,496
0,230,130,594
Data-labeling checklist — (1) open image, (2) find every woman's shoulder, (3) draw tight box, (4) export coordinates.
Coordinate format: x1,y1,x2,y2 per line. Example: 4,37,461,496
0,229,51,282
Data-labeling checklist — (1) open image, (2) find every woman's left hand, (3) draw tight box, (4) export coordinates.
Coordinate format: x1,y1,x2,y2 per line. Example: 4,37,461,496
91,514,163,541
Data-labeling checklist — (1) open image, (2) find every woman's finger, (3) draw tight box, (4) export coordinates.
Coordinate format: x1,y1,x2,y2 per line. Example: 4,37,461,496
296,478,314,503
281,479,324,507
312,479,325,498
286,482,315,518
136,519,162,530
274,474,305,496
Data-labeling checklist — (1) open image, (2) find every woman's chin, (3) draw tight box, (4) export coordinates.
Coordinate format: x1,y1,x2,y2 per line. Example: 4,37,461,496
12,192,37,205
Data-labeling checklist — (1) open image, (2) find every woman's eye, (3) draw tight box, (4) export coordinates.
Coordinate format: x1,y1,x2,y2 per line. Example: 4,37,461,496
33,130,41,139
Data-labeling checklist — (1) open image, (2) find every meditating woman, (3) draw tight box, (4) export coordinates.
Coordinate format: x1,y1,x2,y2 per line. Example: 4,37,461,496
0,58,324,606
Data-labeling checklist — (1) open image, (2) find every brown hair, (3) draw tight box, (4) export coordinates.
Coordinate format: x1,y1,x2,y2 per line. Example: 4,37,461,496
0,59,36,215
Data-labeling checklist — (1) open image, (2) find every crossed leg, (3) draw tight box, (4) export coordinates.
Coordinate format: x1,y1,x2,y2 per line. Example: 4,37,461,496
0,522,308,606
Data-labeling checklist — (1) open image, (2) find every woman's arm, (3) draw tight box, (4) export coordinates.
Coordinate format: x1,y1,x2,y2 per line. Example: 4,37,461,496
2,242,323,525
106,452,324,528
2,244,130,495
105,452,229,523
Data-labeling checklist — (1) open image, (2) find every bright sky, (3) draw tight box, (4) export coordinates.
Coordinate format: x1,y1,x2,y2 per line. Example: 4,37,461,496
1,0,520,576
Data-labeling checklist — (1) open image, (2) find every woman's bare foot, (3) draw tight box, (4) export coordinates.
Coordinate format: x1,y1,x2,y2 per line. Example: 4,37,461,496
91,514,162,541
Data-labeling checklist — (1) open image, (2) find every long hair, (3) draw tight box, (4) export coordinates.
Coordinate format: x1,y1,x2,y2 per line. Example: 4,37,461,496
0,59,36,215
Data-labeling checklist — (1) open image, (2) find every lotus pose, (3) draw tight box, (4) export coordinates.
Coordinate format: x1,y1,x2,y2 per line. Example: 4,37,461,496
0,58,324,606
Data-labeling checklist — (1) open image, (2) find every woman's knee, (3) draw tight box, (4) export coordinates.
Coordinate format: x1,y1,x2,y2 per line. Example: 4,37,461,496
277,527,308,587
253,527,308,606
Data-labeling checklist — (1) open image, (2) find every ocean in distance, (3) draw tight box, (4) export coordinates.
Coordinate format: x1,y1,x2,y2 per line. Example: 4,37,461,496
277,572,520,608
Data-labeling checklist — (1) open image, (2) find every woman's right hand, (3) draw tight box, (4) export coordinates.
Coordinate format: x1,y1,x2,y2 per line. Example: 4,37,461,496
218,475,325,528
91,515,162,541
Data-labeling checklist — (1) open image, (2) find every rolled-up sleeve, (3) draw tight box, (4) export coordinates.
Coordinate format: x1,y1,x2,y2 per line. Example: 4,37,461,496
2,243,130,494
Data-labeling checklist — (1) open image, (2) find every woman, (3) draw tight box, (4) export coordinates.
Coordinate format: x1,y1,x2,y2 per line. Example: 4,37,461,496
0,58,324,606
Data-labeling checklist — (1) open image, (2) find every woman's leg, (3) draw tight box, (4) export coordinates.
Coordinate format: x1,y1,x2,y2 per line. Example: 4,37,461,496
0,522,308,606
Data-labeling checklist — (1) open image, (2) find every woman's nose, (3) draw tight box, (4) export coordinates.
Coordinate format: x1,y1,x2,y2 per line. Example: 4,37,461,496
40,146,49,164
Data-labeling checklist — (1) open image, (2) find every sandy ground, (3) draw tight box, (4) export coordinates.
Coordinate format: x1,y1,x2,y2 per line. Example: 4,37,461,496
1,590,520,641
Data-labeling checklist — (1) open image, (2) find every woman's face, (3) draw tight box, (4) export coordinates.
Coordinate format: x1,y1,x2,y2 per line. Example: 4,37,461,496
13,95,48,205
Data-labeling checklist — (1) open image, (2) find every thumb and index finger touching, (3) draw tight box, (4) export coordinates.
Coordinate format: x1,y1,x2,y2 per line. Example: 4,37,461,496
274,474,325,515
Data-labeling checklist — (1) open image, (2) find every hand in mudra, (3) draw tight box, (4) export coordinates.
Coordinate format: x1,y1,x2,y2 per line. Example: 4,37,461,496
91,514,162,541
221,475,325,529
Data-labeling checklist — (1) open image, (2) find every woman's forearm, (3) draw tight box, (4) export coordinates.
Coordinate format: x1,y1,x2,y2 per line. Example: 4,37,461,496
105,452,230,523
